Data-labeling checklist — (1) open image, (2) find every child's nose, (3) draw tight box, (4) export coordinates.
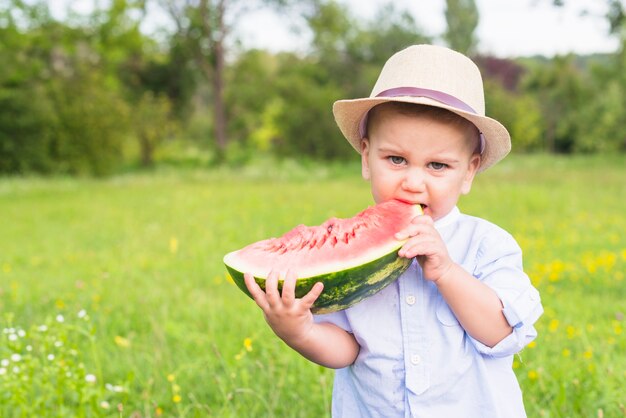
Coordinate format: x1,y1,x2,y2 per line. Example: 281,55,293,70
402,170,425,192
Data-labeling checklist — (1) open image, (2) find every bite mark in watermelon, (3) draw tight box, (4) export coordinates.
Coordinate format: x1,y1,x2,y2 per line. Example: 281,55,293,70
223,199,422,313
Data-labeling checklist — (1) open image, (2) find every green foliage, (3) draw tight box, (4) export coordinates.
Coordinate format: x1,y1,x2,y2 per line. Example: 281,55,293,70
484,80,545,152
132,92,177,167
444,0,479,54
46,70,130,176
0,83,56,173
273,57,350,159
522,55,589,153
2,0,626,177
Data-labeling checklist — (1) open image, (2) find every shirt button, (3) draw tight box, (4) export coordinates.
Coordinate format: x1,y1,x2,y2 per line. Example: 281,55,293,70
406,295,416,305
411,354,421,365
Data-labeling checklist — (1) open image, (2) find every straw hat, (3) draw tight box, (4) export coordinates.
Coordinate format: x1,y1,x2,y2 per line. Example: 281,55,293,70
333,44,511,171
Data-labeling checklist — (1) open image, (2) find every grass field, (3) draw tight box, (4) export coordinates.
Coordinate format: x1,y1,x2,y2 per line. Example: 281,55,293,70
1,154,625,417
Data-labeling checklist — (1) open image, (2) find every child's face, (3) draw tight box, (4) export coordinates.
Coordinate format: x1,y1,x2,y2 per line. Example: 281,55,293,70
361,107,481,221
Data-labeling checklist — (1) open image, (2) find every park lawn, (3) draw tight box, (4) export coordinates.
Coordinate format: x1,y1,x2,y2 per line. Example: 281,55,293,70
0,154,625,417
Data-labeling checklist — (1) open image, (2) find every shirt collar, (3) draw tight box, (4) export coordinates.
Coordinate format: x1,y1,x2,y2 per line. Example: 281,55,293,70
434,206,460,231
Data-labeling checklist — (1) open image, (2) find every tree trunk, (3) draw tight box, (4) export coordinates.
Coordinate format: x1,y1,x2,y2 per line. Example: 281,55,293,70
213,2,227,159
139,133,153,167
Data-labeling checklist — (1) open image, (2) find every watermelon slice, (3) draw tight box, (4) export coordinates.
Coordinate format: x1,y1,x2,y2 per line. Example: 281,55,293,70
223,200,422,313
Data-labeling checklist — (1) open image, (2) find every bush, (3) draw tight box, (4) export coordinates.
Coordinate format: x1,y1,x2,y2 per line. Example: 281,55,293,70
0,83,56,174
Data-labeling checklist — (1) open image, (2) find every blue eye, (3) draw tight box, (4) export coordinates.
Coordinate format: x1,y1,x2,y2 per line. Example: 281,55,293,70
429,162,447,170
389,156,406,165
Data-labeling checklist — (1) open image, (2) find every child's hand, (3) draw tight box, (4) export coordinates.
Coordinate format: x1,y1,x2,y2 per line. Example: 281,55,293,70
395,215,454,282
244,270,324,345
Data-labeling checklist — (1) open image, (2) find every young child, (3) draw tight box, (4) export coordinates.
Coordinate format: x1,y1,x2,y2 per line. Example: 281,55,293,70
244,44,542,417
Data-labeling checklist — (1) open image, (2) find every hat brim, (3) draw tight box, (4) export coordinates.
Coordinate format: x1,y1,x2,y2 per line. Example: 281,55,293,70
333,96,511,172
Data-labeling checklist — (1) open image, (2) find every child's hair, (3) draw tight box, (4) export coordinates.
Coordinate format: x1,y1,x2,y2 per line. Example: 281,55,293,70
366,102,482,154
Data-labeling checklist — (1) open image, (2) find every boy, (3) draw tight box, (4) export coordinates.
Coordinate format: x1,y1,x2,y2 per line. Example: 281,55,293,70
244,45,542,417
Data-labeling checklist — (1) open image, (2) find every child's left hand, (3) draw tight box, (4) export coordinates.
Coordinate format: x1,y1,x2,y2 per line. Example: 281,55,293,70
395,215,454,282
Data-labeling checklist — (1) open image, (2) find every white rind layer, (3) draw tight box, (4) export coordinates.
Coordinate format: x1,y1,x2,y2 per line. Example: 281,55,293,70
223,238,406,279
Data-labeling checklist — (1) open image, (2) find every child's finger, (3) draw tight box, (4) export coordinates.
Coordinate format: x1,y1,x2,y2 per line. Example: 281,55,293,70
395,223,420,240
301,282,324,308
411,214,433,225
244,273,269,311
281,269,298,307
265,270,281,308
395,221,433,241
398,242,422,258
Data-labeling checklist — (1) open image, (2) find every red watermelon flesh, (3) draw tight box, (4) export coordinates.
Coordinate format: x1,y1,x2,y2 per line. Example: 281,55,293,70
224,199,420,279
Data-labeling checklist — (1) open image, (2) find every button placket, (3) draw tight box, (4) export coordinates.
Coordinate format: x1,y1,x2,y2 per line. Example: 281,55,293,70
399,262,429,396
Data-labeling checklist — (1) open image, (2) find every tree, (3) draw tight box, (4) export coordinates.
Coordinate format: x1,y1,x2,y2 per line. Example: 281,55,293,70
522,55,587,153
443,0,479,54
161,0,299,163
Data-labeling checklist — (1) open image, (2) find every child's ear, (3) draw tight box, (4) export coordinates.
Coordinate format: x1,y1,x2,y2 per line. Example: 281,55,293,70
360,139,371,180
461,154,481,195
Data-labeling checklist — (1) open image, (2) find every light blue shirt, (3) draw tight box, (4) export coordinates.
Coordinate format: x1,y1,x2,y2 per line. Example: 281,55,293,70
314,207,543,418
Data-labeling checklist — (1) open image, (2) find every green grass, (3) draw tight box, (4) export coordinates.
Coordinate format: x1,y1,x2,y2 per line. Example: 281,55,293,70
0,154,625,417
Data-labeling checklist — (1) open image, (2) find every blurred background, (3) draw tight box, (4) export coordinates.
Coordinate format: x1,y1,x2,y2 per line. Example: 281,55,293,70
2,0,626,176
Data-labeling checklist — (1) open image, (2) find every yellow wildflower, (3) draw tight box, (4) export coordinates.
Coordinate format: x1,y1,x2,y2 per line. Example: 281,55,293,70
548,319,559,332
167,374,175,382
566,325,577,339
244,337,253,352
169,237,178,254
172,394,181,403
114,336,131,348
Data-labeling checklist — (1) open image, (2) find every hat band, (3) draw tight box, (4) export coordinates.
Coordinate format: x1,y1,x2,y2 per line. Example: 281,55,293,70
358,87,485,154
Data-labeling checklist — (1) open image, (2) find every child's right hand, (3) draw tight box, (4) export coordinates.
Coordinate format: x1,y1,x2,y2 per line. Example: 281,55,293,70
244,270,324,345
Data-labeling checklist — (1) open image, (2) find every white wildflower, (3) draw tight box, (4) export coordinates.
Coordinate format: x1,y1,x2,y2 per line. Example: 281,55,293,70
100,401,110,409
10,354,21,362
85,374,97,383
47,354,55,361
78,309,87,318
38,325,48,332
56,315,64,323
8,334,17,341
105,383,124,393
1,359,9,367
0,367,6,375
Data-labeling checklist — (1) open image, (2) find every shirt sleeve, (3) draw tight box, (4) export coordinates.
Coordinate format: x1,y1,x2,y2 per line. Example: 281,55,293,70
470,226,543,357
313,310,352,333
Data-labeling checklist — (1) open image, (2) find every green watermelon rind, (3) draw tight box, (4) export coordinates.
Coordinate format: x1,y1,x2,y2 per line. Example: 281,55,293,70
225,246,411,314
